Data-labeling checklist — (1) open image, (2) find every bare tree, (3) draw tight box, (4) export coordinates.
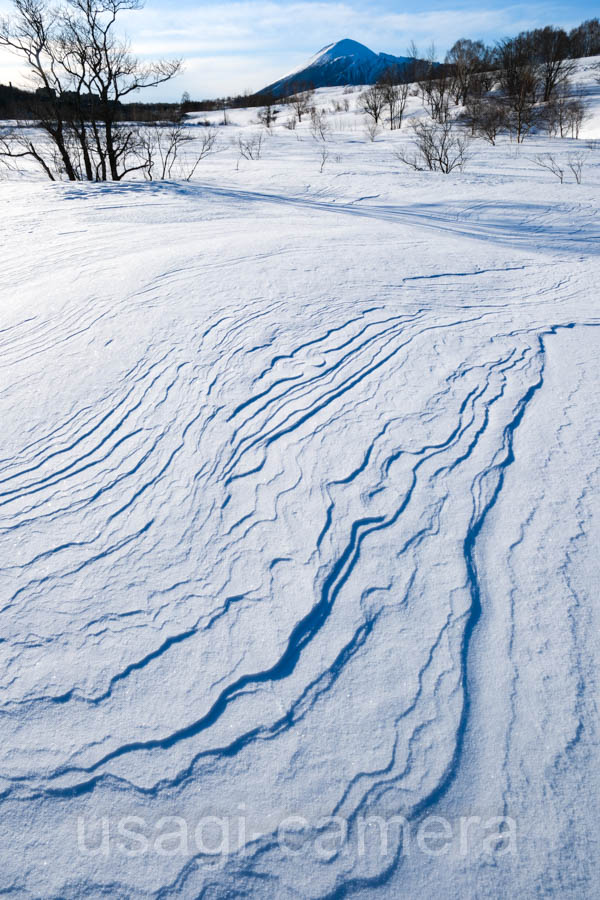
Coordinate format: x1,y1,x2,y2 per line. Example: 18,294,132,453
417,42,451,121
462,98,506,144
396,118,472,173
445,39,489,105
0,0,181,181
531,26,575,102
237,132,263,160
422,73,453,123
402,40,429,85
534,153,565,182
359,85,386,125
565,95,586,138
289,88,314,123
180,127,218,181
364,119,379,141
567,151,585,183
497,35,543,143
318,144,329,172
378,68,409,129
310,107,329,140
544,89,587,138
258,103,279,130
497,36,541,142
140,124,186,180
417,44,454,124
110,123,217,181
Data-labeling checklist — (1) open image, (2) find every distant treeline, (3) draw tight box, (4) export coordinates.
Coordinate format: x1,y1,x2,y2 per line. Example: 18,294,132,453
0,83,188,122
180,91,282,114
0,81,281,121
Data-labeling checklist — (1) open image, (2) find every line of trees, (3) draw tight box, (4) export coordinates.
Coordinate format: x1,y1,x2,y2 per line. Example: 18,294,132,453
384,20,598,173
180,90,279,115
451,26,591,143
0,81,192,124
357,18,597,143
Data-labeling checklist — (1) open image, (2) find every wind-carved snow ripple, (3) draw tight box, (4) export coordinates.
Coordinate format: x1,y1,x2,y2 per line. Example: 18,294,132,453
0,285,578,897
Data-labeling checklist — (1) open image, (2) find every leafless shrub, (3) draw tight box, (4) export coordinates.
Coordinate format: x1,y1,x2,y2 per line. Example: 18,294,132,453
377,76,410,130
288,89,314,123
364,119,380,142
182,128,219,180
420,75,452,124
318,144,329,172
284,115,297,130
237,133,263,160
258,104,279,130
566,97,586,138
535,29,576,102
359,85,386,125
567,151,586,183
534,153,565,182
544,90,587,138
462,99,506,145
496,37,540,143
445,38,491,105
139,124,218,181
395,118,472,173
310,108,329,141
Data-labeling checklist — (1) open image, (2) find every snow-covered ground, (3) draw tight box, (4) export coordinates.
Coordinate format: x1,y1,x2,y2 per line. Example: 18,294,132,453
0,58,599,899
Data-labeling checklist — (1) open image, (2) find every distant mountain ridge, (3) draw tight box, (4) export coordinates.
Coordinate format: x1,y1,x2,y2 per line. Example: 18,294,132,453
262,39,412,97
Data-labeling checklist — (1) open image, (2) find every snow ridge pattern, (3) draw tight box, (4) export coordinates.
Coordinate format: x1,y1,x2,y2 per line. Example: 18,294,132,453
1,81,600,898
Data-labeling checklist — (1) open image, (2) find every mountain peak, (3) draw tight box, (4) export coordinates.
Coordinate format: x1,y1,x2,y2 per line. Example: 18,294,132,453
261,39,410,98
313,39,377,64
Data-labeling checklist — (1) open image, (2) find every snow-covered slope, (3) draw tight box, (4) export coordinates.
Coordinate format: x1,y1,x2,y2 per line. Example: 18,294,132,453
262,38,411,96
0,57,599,900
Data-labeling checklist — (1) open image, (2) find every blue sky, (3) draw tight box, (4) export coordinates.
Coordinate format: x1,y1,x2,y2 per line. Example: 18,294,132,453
0,0,596,99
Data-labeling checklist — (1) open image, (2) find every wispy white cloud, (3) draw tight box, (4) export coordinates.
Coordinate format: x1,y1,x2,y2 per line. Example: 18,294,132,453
127,0,572,96
131,1,553,55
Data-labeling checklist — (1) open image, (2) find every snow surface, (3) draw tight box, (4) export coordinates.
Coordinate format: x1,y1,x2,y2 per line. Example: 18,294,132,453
0,58,599,899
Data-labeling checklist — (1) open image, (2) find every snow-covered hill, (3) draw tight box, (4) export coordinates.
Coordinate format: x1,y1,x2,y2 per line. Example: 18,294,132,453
0,56,599,900
262,38,411,96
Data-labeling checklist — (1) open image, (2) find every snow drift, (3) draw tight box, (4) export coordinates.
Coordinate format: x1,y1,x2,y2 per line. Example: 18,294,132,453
0,57,599,900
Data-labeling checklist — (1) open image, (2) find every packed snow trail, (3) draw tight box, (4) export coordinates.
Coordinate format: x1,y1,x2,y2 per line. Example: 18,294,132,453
0,168,598,899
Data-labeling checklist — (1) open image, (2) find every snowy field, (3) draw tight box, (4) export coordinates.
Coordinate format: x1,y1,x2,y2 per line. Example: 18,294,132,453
0,58,599,898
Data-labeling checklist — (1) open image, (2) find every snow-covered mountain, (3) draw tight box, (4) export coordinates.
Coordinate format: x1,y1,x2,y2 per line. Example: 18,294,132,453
262,38,412,96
